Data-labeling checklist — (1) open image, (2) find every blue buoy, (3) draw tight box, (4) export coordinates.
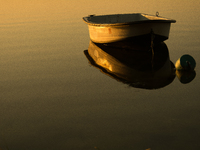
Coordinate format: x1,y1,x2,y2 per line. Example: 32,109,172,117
175,54,196,71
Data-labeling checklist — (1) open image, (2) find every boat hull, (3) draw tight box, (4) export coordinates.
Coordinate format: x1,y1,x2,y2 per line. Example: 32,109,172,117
88,22,171,43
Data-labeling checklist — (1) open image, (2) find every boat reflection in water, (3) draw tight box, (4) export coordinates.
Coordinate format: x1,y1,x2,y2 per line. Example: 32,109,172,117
84,40,176,89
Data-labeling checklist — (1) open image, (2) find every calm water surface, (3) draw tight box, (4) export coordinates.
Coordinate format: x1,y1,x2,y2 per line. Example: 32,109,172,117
0,0,200,150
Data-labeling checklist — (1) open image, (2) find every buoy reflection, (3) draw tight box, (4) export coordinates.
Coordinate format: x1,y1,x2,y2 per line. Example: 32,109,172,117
84,40,176,89
176,70,196,84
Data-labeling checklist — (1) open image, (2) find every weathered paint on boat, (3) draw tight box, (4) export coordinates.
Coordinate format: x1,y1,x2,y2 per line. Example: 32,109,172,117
83,13,176,43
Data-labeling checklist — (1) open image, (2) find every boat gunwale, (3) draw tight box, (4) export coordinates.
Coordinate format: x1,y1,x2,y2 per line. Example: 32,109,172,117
82,13,176,27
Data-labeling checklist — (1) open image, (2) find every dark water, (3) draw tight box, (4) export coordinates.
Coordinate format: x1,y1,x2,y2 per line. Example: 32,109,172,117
1,1,200,150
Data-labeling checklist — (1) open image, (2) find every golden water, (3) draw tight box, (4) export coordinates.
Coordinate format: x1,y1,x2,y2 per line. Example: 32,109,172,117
0,0,200,149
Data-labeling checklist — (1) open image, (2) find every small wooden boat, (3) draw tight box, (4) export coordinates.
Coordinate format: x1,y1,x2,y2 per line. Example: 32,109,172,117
83,13,176,43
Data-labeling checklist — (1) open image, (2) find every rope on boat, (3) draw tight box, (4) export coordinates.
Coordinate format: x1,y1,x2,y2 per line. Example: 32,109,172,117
156,11,159,17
